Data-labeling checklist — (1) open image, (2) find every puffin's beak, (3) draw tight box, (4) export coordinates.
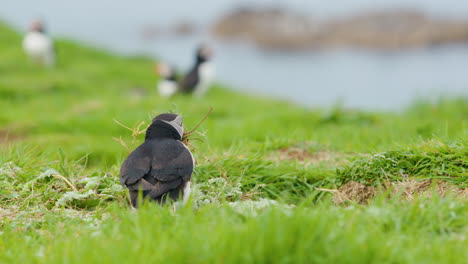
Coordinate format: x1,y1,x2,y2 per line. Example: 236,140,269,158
154,64,160,75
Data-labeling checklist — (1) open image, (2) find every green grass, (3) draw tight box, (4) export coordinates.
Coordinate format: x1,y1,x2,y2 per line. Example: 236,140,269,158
0,22,467,263
1,199,467,264
338,140,468,187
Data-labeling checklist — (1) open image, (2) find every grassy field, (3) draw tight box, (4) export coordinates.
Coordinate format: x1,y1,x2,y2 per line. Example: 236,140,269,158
0,22,467,263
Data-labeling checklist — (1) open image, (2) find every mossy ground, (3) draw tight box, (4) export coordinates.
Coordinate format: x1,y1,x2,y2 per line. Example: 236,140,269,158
0,22,467,263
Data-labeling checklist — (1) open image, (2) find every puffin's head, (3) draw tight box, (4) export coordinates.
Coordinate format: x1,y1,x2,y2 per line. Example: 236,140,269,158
154,62,173,79
29,20,45,33
196,44,214,64
146,113,184,140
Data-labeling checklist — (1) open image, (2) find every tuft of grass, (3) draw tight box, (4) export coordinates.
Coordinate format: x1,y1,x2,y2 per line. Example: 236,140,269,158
337,140,468,187
0,146,126,212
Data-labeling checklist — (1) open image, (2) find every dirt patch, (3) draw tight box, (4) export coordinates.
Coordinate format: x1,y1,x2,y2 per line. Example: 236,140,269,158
278,147,317,161
269,145,358,167
328,180,467,205
330,181,377,204
0,129,25,144
70,100,103,115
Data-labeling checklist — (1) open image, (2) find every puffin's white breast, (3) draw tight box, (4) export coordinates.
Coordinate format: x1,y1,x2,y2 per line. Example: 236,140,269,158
179,141,195,204
182,181,191,204
23,32,55,66
194,62,215,96
157,80,177,98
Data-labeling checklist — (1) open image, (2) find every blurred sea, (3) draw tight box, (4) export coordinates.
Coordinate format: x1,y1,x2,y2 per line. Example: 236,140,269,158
2,0,468,109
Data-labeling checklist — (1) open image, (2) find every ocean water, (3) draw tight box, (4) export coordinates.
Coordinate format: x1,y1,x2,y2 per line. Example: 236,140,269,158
2,0,468,109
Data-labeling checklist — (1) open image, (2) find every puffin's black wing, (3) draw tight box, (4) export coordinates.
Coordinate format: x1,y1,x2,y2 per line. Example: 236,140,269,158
119,143,152,186
179,67,199,93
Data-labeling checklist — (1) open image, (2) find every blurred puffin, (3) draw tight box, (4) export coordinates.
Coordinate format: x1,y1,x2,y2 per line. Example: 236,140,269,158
180,44,215,96
155,62,178,98
120,113,194,208
22,20,55,67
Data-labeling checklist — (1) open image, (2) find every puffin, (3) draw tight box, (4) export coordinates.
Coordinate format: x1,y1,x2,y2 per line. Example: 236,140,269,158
22,20,55,67
180,44,215,96
155,62,178,98
120,113,194,208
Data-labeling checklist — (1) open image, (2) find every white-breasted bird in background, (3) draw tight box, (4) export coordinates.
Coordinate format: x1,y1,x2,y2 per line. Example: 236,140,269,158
155,62,178,98
180,44,215,96
22,20,55,67
120,113,194,208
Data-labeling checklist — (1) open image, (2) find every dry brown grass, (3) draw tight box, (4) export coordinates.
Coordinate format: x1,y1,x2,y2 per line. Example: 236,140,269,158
268,145,359,168
328,180,468,205
0,129,25,144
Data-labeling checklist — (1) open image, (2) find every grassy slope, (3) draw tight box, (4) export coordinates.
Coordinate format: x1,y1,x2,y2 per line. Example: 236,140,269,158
0,22,467,263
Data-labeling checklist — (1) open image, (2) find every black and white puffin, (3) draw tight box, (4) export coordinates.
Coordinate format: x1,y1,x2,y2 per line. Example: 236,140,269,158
22,20,55,67
180,44,215,96
155,62,178,98
120,113,194,208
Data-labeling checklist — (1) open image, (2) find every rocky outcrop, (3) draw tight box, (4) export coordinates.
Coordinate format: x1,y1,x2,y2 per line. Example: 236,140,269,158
212,7,468,50
141,21,198,40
